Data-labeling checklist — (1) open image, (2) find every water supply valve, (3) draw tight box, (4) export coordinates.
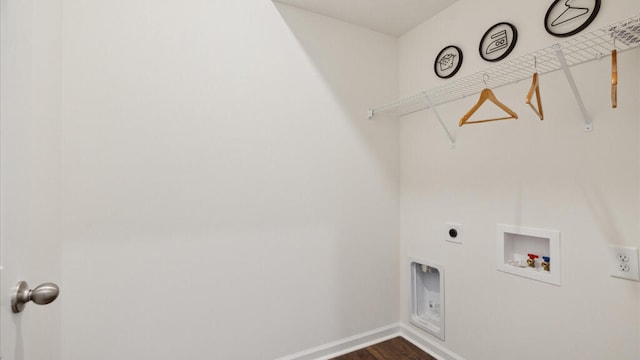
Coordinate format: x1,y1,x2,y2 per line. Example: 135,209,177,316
527,253,539,268
541,256,550,271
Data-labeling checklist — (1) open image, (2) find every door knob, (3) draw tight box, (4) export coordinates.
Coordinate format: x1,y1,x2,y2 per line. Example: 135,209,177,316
11,281,60,313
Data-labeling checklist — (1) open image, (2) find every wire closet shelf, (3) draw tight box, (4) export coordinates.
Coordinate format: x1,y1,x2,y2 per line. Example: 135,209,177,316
369,13,640,120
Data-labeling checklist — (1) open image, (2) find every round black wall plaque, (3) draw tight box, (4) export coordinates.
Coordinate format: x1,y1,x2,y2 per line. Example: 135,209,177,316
434,46,463,79
544,0,601,37
479,22,518,62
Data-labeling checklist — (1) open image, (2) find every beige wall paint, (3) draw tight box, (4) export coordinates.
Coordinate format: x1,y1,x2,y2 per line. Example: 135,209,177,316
399,1,640,359
59,1,399,359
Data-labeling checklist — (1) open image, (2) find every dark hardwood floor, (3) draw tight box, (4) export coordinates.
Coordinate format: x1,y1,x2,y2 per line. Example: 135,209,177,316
330,337,437,360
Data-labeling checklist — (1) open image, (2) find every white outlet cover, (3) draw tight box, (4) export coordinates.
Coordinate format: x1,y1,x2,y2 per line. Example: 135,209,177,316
445,223,462,244
608,245,640,281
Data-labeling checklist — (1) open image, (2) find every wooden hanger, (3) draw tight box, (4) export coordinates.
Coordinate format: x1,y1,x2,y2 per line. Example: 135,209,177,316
526,72,544,120
611,48,617,108
459,87,518,127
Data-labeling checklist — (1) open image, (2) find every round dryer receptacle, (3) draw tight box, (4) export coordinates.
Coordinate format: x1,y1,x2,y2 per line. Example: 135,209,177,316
449,229,458,238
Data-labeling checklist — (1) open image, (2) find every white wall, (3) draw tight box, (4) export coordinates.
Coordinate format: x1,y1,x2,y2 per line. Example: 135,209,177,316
1,1,62,359
399,1,640,359
60,1,398,359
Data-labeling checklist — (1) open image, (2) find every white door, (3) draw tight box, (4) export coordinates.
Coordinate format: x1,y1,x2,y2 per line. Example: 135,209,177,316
1,1,62,359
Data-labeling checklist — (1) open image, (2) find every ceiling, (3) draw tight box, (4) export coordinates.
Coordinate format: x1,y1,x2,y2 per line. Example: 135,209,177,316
273,0,460,37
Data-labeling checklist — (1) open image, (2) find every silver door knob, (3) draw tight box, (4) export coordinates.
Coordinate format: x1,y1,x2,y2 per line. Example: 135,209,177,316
11,281,60,313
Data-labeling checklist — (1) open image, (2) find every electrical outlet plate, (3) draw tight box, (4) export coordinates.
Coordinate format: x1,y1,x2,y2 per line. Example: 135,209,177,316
445,223,462,244
609,245,640,281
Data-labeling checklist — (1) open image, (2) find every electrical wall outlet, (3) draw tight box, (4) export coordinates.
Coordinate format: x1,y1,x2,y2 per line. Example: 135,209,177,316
609,245,640,281
445,223,463,244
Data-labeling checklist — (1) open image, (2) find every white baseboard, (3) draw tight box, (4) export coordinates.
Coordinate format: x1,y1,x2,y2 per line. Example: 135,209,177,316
274,323,401,360
276,322,465,360
399,323,466,360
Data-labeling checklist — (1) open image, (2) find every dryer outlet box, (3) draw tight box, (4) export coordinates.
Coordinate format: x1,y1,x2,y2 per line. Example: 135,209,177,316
445,223,462,244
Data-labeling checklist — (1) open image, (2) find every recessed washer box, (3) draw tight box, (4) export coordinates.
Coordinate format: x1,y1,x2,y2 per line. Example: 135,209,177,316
409,259,444,340
496,224,560,286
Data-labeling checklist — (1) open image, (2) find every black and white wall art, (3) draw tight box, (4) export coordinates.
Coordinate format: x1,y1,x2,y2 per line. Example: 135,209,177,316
479,22,518,62
434,45,463,79
544,0,601,37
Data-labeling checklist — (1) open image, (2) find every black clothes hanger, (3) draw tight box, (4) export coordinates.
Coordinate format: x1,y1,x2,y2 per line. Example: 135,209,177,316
551,0,589,27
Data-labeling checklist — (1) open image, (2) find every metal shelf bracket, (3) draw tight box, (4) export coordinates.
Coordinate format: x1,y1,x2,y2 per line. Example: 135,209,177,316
552,44,593,132
424,95,456,149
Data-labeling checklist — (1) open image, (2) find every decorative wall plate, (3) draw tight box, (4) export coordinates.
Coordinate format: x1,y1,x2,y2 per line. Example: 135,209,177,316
545,0,601,37
479,22,518,62
434,46,463,79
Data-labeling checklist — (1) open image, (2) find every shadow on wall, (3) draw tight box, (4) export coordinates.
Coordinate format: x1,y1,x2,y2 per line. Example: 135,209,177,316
580,183,625,243
272,2,399,179
269,2,401,352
